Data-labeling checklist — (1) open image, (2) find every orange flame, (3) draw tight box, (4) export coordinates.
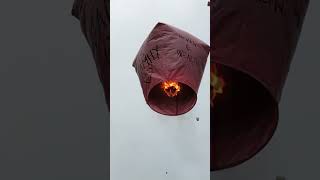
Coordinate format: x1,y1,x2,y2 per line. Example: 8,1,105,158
162,81,181,97
211,64,225,107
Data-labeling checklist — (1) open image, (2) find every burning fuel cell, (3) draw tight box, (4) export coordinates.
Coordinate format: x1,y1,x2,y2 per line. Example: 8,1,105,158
210,64,225,107
162,81,182,97
133,23,210,116
210,0,309,171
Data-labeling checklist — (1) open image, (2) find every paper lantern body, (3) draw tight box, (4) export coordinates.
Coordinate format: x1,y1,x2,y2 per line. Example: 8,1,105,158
72,0,110,109
133,23,210,116
210,0,309,170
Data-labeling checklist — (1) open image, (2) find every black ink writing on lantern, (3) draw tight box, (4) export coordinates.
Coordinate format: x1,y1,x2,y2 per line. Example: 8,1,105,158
142,45,160,65
176,48,206,72
177,33,209,52
177,34,199,48
137,45,160,84
176,47,195,63
256,0,287,15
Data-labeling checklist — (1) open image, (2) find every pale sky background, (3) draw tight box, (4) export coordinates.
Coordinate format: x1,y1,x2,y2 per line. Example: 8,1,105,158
110,0,210,180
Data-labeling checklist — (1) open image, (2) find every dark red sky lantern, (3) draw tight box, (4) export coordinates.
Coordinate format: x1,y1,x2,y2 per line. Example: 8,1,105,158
133,23,210,116
72,0,110,109
210,0,309,171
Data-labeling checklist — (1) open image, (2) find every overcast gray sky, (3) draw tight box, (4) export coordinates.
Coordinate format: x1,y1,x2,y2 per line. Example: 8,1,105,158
0,0,109,179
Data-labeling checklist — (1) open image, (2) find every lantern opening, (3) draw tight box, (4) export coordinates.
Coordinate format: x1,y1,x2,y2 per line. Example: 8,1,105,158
147,82,197,116
211,63,278,170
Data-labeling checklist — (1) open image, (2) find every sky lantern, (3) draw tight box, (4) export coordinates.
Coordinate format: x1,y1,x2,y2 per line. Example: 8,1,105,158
72,0,110,109
210,0,309,171
133,23,210,116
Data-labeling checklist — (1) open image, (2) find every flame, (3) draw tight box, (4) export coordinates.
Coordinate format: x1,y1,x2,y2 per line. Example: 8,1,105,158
162,81,181,97
211,64,225,107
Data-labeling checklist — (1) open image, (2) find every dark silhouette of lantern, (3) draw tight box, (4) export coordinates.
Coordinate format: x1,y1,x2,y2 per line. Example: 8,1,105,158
133,23,210,116
72,0,110,109
210,0,309,171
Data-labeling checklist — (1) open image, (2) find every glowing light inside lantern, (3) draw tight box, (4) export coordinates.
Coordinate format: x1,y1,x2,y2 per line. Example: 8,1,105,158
211,64,225,107
162,81,181,97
